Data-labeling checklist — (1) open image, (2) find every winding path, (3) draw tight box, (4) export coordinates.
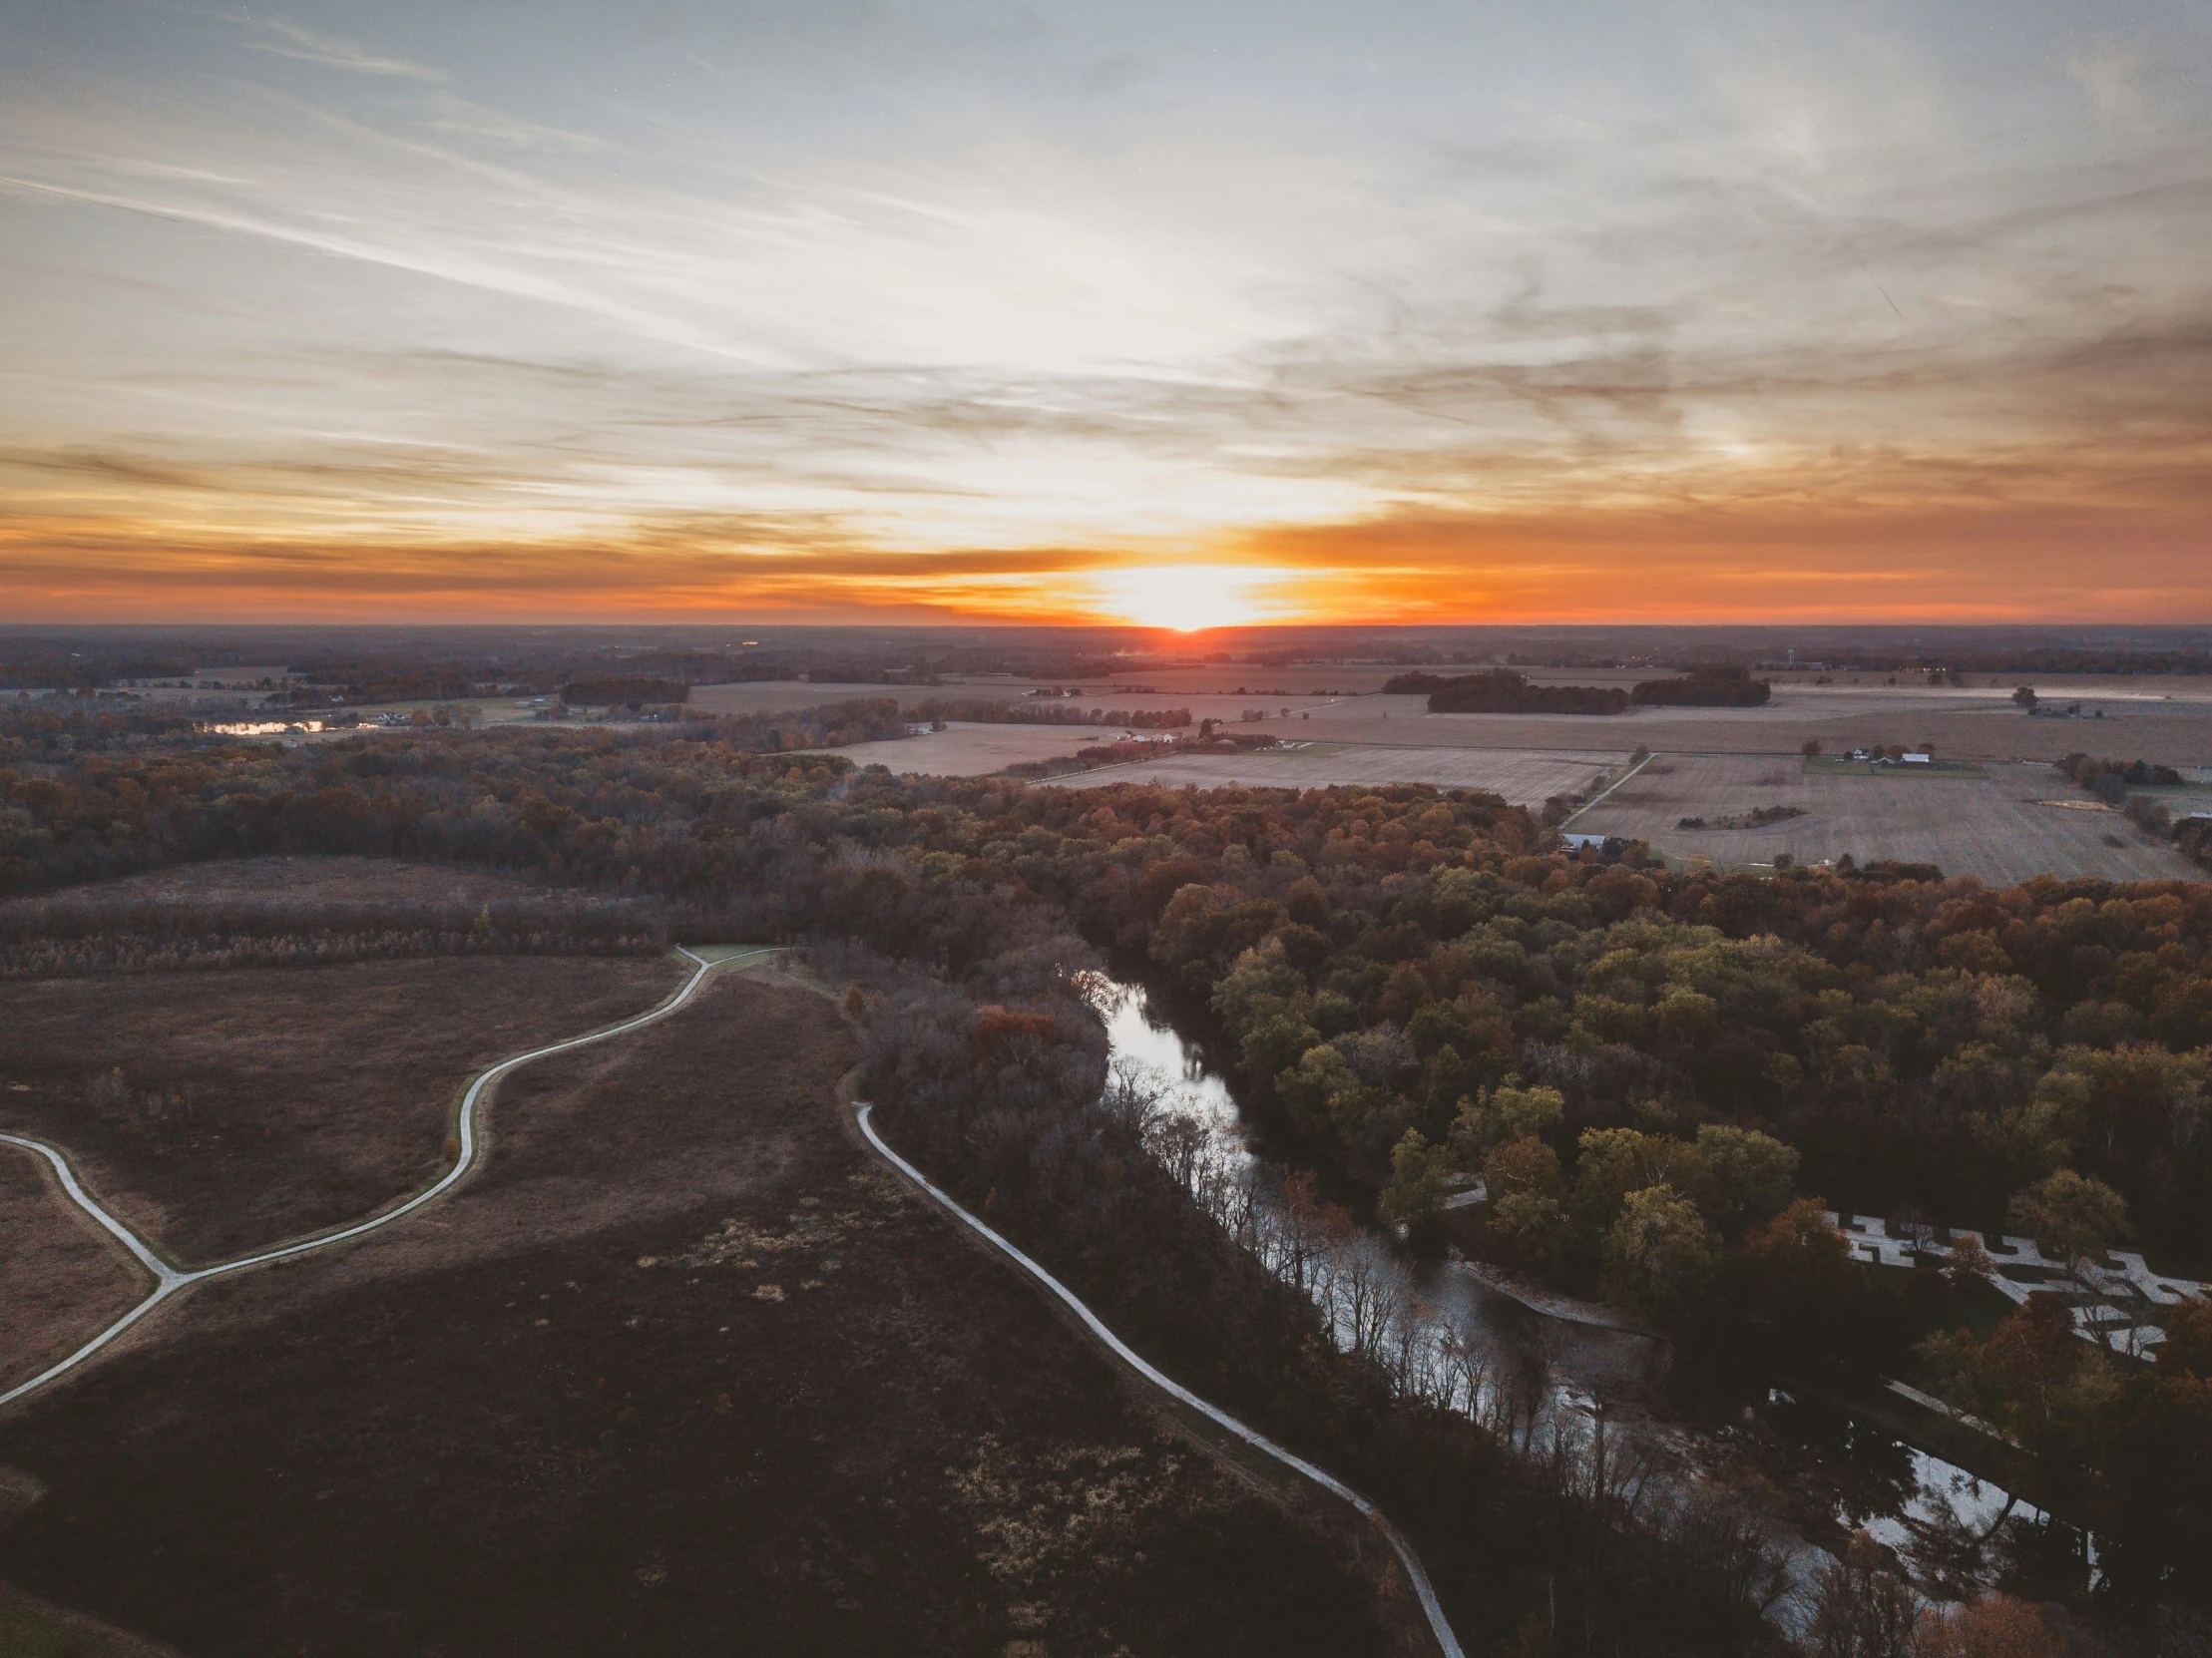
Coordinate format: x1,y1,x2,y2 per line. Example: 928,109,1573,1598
853,1101,1469,1658
1,945,775,1411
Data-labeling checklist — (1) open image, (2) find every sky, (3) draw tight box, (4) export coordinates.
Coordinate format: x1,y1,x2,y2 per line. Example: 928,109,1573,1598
1,1,2208,625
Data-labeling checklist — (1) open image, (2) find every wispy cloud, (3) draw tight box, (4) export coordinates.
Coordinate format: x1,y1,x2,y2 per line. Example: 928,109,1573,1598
232,16,445,82
1,1,2209,621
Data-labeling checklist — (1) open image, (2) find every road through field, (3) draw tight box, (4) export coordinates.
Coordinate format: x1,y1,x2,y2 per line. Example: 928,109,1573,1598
854,1100,1469,1658
0,946,775,1410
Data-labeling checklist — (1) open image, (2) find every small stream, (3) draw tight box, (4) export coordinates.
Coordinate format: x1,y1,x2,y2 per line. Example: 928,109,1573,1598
1088,971,2081,1617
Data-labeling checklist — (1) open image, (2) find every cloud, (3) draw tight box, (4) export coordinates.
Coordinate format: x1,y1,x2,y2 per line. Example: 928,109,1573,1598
233,17,446,82
2067,45,2147,131
2,1,2210,622
425,100,611,155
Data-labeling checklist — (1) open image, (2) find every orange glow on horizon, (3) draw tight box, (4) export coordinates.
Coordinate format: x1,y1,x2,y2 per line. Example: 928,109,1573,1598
2,490,2209,626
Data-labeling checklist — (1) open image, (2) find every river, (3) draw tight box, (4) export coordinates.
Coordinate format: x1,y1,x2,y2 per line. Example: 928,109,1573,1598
1086,970,2077,1619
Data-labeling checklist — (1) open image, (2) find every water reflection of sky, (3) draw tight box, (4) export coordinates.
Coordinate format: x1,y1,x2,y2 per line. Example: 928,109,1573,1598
1084,973,1242,1136
1086,968,2056,1608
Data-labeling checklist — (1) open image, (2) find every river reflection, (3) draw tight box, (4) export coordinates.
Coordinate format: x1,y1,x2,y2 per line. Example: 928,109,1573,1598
1084,969,2078,1610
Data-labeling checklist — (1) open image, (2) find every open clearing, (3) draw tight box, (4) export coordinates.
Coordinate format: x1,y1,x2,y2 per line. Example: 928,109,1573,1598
1042,743,1629,806
816,718,1109,775
1571,756,2200,884
0,955,686,1263
0,969,1395,1658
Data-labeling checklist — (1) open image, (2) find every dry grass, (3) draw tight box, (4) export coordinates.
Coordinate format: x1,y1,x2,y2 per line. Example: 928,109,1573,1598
0,972,1395,1658
0,954,688,1262
1573,756,2199,883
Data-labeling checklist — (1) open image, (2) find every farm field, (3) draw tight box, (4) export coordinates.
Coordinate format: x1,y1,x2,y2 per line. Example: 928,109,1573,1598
0,968,1398,1658
814,718,1113,775
685,679,917,718
0,954,686,1263
1044,743,1629,807
788,674,2212,767
1571,756,2201,884
1281,685,2212,764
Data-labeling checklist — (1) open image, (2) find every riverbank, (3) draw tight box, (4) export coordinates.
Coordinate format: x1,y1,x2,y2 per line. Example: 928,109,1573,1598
1446,1253,1658,1338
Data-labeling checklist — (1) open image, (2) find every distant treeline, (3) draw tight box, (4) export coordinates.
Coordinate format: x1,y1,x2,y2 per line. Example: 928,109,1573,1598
559,675,692,707
1,653,192,691
1629,667,1771,707
903,697,1192,729
2058,753,2186,797
0,697,203,757
1385,670,1631,715
692,699,909,753
0,896,670,979
2057,752,2210,874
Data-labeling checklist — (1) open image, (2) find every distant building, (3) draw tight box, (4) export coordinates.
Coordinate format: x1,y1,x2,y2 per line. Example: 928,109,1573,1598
1903,752,1933,765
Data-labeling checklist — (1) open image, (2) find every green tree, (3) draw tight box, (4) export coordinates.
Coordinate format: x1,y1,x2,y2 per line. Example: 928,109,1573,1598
1379,1128,1455,1227
1600,1184,1720,1322
1450,1078,1564,1162
1572,1127,1697,1231
1480,1136,1570,1267
1687,1124,1800,1237
2007,1168,2128,1278
1484,1134,1561,1200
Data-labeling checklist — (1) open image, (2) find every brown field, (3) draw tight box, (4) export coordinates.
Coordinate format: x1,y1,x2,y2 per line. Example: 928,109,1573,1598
0,855,544,915
817,719,1107,775
767,670,2212,774
0,1154,147,1397
684,679,922,718
1262,682,2212,764
1572,756,2200,884
0,955,687,1264
1044,743,1629,806
0,970,1398,1658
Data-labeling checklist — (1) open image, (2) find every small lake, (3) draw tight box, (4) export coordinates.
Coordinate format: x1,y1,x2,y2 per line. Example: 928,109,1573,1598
1086,969,2079,1614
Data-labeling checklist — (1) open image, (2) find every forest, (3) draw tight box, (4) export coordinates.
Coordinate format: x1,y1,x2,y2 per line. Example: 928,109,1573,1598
1630,667,1775,707
1383,670,1632,715
2,697,2206,1650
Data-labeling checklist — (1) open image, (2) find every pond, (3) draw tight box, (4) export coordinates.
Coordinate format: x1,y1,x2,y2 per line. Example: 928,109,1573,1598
1086,970,2083,1616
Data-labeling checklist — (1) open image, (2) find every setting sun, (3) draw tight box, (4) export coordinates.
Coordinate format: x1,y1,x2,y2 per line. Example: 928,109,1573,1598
1095,564,1273,630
